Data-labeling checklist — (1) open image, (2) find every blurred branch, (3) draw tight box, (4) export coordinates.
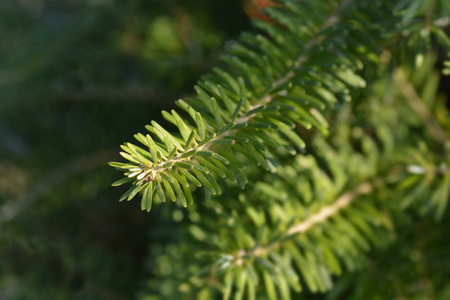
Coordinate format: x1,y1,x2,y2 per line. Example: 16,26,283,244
394,69,447,143
236,180,381,264
285,182,374,236
0,149,119,228
56,87,178,104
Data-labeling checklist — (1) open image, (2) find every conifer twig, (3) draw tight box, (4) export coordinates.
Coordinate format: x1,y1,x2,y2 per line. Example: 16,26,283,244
236,180,380,263
285,182,373,236
150,8,348,171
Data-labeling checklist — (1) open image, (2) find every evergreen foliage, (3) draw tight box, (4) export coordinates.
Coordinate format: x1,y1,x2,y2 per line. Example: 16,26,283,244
106,0,450,299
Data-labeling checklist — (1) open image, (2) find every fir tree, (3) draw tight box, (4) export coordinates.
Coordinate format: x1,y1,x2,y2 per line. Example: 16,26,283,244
111,0,450,299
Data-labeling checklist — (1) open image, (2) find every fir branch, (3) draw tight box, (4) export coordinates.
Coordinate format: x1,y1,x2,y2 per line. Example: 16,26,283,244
236,180,379,263
285,182,374,236
110,0,385,209
146,3,346,173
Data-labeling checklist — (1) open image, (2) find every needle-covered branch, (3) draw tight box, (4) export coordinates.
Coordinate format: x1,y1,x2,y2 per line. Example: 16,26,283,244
110,0,393,210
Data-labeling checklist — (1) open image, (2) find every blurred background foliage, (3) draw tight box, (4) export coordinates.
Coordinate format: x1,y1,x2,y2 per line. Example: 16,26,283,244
0,0,449,299
0,0,249,298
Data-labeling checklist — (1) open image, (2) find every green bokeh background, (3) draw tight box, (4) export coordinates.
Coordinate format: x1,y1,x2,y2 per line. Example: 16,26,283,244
0,0,248,298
